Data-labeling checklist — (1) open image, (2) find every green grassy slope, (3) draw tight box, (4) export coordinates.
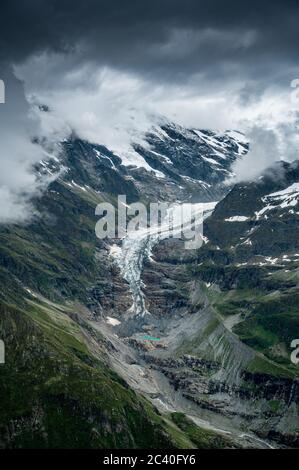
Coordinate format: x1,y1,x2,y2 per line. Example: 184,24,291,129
0,179,181,448
0,300,193,448
0,177,228,449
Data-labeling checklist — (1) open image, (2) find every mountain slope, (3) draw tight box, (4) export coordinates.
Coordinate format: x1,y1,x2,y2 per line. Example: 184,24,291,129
38,120,248,204
0,180,184,448
191,161,298,368
0,121,248,448
0,122,298,448
121,160,298,448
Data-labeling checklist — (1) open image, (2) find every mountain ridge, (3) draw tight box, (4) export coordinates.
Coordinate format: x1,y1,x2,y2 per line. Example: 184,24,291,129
0,121,298,448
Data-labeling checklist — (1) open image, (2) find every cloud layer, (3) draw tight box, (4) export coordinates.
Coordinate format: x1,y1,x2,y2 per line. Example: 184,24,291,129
0,70,47,223
1,1,299,221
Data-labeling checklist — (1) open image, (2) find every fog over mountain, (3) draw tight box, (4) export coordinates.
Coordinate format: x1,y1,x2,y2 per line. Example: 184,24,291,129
1,0,299,220
1,3,299,451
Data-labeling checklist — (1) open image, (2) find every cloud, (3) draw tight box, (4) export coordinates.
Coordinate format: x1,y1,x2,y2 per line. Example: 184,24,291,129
230,127,282,182
229,88,299,182
1,1,299,222
231,122,299,182
14,52,244,159
1,1,299,80
0,70,53,223
14,51,299,178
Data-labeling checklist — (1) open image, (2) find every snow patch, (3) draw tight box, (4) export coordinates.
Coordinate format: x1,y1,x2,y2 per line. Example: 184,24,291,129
106,316,121,326
256,182,299,218
225,216,249,222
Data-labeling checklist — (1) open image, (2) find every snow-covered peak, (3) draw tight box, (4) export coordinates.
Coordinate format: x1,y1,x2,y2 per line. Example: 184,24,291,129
255,182,299,218
265,182,299,204
130,121,249,186
46,119,249,204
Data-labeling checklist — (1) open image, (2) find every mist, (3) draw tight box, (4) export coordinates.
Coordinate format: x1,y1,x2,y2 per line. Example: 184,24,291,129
1,1,299,222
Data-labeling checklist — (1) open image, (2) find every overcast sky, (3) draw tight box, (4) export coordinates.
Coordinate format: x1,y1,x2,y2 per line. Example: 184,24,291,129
1,1,299,222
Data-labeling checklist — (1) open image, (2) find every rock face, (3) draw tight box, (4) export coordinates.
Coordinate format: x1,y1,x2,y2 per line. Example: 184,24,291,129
133,124,248,201
204,160,299,258
0,119,298,448
123,231,298,447
38,120,248,204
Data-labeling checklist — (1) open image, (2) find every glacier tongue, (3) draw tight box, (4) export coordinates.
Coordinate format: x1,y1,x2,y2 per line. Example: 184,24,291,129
110,202,217,317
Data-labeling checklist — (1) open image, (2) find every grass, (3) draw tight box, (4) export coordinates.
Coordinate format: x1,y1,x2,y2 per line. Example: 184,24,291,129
194,277,299,377
246,355,296,379
0,300,196,448
169,413,237,449
236,322,279,350
268,400,281,413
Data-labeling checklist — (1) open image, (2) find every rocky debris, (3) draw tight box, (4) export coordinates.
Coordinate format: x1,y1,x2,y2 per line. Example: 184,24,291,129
242,372,299,403
44,137,299,447
87,248,132,318
126,338,167,352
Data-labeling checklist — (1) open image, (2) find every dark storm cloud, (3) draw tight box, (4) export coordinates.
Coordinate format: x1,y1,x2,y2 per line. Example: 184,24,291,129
1,0,299,84
1,0,299,222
